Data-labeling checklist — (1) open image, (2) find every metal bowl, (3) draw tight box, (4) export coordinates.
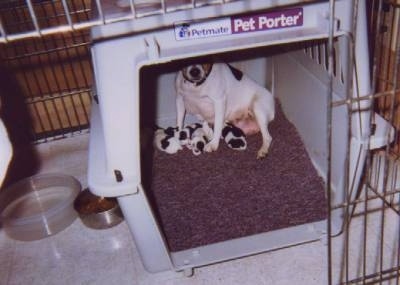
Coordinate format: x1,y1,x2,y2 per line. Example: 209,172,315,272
73,189,123,230
0,173,81,241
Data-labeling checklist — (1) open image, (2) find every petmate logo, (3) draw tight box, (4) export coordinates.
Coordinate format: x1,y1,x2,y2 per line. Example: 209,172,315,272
175,18,232,41
174,8,303,41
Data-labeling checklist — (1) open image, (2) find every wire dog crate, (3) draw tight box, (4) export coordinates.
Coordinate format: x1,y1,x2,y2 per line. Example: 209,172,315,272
0,0,399,284
0,0,94,143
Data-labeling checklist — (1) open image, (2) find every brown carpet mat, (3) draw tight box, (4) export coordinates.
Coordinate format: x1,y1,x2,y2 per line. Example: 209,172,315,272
142,101,327,252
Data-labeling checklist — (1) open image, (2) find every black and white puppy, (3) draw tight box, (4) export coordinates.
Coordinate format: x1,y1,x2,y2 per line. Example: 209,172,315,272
222,122,247,151
189,125,212,156
153,126,182,154
179,123,213,156
177,123,202,146
175,62,275,159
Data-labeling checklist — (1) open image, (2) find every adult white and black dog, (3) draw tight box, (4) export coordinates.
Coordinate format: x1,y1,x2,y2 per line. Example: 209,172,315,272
175,62,275,159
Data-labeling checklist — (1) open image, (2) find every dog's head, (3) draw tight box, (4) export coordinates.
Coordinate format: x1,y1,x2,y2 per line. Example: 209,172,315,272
181,64,213,85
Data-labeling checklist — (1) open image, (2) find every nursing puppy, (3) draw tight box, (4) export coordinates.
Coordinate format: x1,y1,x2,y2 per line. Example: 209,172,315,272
175,63,275,158
177,123,203,147
189,126,211,156
222,122,247,151
153,126,182,154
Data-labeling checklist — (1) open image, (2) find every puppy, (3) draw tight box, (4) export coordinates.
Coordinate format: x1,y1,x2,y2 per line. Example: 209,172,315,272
177,123,203,146
222,122,247,151
153,126,182,154
189,125,213,156
175,63,275,158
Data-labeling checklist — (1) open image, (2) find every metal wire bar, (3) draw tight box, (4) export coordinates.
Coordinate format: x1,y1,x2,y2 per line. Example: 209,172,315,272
343,266,400,284
26,0,41,36
60,0,73,29
331,188,400,212
391,5,400,284
0,15,8,42
331,88,400,107
94,0,105,25
326,0,335,284
377,3,400,283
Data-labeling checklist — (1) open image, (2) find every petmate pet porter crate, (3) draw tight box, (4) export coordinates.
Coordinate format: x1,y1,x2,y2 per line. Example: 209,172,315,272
88,0,394,274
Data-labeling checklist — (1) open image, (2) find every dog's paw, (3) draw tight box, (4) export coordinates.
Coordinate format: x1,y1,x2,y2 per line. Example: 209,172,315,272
204,140,219,153
256,146,269,159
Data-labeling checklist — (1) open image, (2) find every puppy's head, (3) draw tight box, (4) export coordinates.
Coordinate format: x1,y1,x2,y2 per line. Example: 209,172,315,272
191,135,207,156
182,64,213,85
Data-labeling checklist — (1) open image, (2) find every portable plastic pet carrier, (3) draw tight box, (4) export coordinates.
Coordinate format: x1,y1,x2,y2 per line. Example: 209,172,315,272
87,0,394,275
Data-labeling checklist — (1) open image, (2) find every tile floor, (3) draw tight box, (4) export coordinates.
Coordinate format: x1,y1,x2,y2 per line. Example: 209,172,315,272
0,133,399,285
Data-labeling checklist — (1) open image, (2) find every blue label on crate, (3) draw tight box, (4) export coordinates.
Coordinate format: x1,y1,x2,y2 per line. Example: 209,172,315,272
174,7,303,41
174,18,232,40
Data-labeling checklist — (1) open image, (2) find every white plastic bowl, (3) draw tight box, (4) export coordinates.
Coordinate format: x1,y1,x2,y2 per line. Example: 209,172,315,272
0,173,81,241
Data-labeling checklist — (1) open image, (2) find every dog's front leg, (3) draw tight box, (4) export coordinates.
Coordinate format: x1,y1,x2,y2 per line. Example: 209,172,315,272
176,95,186,130
204,97,225,153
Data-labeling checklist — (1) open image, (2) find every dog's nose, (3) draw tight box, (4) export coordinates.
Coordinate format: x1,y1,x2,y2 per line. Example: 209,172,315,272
189,67,200,78
197,141,205,152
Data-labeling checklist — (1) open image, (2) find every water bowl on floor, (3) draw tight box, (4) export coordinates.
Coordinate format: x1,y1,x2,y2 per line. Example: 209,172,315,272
74,189,124,230
0,173,82,241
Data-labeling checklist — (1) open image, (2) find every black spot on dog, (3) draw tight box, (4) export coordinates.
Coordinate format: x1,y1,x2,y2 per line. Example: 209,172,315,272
161,138,170,150
228,139,246,149
222,126,230,138
179,131,187,140
164,127,177,136
227,64,243,81
231,126,246,137
196,141,205,152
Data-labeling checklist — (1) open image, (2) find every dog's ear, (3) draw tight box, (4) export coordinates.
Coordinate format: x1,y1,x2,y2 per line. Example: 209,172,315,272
202,63,213,75
164,127,176,136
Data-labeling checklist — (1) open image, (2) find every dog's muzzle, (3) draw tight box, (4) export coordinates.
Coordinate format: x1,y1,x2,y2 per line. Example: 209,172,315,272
182,64,213,86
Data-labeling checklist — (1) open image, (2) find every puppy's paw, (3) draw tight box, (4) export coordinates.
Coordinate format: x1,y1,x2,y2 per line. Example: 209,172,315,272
204,140,219,153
